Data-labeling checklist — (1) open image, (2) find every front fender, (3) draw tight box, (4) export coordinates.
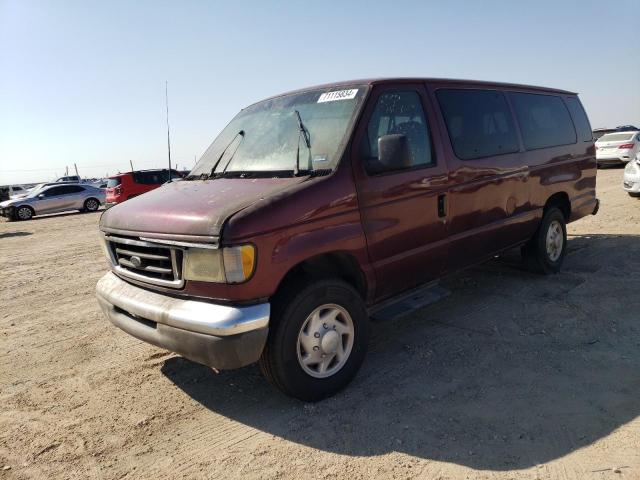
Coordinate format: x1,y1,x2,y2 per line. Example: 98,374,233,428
269,220,375,301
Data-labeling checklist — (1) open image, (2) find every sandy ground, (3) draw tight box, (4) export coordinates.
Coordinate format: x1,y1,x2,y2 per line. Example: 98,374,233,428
1,168,639,480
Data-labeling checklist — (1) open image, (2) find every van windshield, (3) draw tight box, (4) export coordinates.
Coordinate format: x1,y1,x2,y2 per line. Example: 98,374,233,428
189,85,367,177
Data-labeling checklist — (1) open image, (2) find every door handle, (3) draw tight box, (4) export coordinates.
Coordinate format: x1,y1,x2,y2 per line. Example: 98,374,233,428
437,194,446,218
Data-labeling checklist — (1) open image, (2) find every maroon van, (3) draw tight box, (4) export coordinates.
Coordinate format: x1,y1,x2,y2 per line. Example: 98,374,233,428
96,78,598,401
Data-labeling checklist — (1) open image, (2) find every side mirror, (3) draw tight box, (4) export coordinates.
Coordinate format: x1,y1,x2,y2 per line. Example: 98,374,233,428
377,134,411,172
38,193,45,199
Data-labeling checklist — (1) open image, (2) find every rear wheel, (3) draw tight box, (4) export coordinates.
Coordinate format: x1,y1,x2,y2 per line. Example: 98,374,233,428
84,198,100,212
522,207,567,274
16,206,34,221
259,278,369,401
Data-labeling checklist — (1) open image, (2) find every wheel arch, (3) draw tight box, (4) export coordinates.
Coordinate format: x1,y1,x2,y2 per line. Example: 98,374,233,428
544,192,571,221
273,251,368,302
15,204,35,219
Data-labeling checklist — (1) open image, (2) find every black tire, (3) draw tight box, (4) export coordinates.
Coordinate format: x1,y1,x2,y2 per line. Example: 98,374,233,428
84,198,100,212
15,206,34,221
628,192,640,198
522,207,567,274
259,278,369,402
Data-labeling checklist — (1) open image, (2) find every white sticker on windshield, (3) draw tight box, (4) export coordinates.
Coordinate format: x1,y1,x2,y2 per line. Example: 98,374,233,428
317,89,358,103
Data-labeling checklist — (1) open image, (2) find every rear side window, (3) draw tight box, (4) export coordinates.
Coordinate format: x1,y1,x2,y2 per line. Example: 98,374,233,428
107,178,122,188
364,90,433,173
564,97,592,142
510,93,576,150
436,89,519,160
133,170,171,184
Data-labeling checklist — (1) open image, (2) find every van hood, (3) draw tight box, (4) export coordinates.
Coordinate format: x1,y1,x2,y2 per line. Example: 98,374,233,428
99,177,304,241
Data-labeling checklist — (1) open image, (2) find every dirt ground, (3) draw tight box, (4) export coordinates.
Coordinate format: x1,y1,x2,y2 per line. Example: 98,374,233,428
1,168,639,480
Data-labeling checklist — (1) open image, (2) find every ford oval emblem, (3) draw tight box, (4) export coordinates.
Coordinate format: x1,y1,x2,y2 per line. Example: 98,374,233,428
130,256,142,268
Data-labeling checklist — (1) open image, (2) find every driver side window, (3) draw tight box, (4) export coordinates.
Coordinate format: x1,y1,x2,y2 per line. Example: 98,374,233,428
364,90,433,174
43,186,64,197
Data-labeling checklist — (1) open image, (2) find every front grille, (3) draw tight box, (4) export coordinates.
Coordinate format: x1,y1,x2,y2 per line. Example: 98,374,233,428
105,235,184,288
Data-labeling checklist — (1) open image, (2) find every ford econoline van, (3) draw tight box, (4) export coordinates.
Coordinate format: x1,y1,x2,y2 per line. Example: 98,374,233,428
96,78,598,401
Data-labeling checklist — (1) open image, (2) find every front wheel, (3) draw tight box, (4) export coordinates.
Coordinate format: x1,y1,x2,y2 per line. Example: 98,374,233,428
522,207,567,274
259,279,369,401
15,206,34,221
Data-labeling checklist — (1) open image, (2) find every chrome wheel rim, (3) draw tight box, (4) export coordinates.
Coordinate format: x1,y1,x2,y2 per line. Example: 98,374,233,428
296,303,354,379
17,207,31,220
86,199,98,210
546,220,563,262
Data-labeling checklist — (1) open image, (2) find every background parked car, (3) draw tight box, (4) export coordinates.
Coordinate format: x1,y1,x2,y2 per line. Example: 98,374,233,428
0,183,105,220
54,175,81,183
595,131,640,166
105,169,183,207
623,151,640,197
0,184,29,199
592,125,639,141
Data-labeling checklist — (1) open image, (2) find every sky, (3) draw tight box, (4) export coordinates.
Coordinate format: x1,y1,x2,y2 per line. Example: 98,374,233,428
1,0,638,185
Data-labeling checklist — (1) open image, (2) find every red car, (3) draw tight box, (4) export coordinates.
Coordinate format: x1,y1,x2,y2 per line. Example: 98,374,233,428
105,169,183,207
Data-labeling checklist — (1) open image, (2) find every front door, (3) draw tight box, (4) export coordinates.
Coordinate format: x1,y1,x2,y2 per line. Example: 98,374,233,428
33,185,67,214
352,84,449,301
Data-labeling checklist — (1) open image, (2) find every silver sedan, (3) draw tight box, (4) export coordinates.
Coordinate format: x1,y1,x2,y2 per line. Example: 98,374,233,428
0,183,105,220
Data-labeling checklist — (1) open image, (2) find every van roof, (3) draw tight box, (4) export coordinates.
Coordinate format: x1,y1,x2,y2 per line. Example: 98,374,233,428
256,77,577,105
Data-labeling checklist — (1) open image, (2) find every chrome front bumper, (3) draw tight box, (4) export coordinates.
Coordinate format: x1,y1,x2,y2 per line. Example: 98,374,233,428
96,272,270,369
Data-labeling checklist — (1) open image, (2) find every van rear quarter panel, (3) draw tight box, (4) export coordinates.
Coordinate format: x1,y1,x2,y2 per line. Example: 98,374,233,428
527,140,597,221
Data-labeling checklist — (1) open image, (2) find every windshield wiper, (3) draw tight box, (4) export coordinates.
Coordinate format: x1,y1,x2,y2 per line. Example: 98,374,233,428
184,172,212,181
294,110,311,176
209,130,245,176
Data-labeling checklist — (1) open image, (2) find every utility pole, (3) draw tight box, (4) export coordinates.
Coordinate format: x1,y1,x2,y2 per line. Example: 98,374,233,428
74,163,79,178
165,81,172,181
130,160,134,171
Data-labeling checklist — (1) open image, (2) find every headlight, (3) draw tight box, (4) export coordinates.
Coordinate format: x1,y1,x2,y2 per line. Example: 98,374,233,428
183,245,255,284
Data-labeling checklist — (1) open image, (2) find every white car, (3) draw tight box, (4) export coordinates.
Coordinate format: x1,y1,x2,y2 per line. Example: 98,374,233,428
0,184,30,199
55,175,81,183
595,131,640,166
623,152,640,197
